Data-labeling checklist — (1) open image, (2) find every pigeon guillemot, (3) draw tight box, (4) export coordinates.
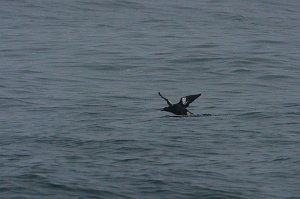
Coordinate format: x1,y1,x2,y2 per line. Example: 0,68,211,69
159,92,201,116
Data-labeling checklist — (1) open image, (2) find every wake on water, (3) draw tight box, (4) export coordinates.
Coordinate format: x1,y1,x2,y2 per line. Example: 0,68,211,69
162,113,214,118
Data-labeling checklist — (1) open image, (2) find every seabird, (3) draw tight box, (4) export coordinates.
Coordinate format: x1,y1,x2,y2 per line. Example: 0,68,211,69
159,92,201,116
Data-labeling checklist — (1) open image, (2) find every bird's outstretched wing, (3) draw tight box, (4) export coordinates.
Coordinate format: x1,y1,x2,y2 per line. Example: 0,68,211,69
179,93,201,108
158,92,172,106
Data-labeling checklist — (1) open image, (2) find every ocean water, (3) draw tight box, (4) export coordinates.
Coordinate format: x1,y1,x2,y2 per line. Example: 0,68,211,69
1,0,300,198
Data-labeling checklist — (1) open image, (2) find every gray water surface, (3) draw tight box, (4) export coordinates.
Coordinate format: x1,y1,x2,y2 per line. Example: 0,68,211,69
1,0,300,198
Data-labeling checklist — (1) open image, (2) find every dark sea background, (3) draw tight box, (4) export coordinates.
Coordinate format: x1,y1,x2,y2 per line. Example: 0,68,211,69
1,0,300,198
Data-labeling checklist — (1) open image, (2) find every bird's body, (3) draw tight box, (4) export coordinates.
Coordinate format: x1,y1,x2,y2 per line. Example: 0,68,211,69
159,92,201,116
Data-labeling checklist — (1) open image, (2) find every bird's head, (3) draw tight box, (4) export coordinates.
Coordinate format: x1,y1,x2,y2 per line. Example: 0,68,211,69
161,106,172,112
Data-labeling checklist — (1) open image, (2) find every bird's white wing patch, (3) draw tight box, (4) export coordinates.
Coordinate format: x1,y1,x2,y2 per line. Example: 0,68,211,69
181,97,186,105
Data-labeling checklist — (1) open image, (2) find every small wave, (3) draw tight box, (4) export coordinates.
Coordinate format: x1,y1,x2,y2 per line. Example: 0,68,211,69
141,18,168,24
271,156,291,162
246,57,273,64
214,12,247,23
294,159,300,163
43,181,129,199
169,57,227,64
0,97,39,108
283,102,299,108
257,74,294,80
162,113,221,118
230,68,254,74
190,43,219,49
183,187,250,199
117,158,140,162
237,111,272,119
286,112,300,116
100,0,145,10
252,39,285,45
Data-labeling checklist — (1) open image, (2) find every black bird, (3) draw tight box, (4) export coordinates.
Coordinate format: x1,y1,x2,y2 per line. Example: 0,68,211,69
159,92,201,116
